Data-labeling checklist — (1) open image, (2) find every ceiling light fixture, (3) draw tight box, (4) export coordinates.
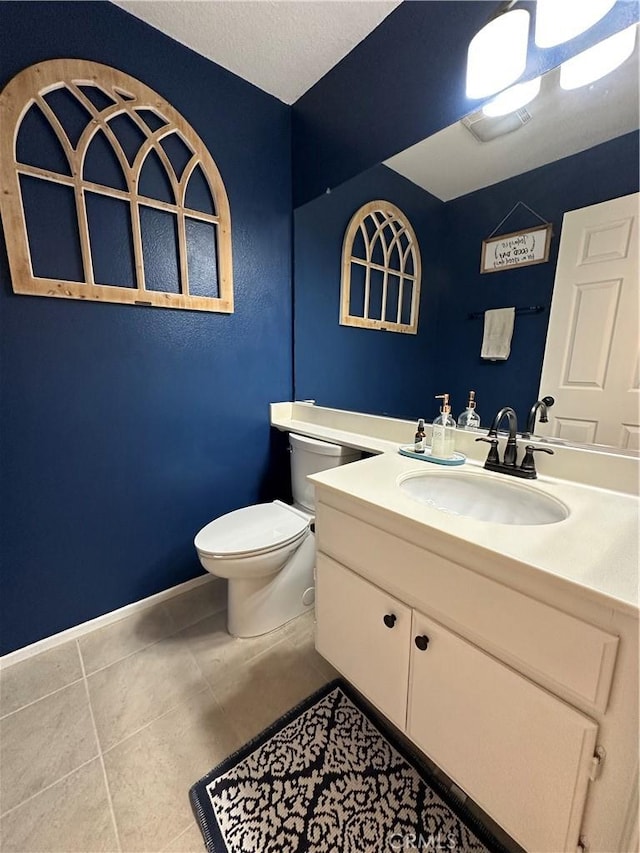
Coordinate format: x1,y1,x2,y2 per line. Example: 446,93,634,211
466,4,530,100
535,0,616,48
482,76,542,117
560,25,637,90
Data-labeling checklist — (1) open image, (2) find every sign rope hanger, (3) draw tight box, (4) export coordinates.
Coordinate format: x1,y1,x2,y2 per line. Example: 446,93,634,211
486,200,553,240
481,201,553,274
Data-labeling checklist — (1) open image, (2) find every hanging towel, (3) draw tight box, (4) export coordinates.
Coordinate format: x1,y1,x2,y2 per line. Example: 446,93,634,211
481,307,515,361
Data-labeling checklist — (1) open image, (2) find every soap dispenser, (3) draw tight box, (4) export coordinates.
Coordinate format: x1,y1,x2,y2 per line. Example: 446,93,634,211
457,390,481,431
431,394,456,459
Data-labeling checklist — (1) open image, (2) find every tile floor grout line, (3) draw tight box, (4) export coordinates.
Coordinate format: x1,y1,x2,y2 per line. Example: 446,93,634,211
0,753,100,820
194,633,294,698
81,610,228,756
100,686,212,757
80,602,227,679
166,607,293,696
77,639,123,853
180,619,229,719
179,611,301,746
82,628,183,679
0,675,86,720
160,819,199,852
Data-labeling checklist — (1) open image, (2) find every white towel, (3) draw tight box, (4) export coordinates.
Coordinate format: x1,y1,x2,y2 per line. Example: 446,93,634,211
481,307,515,360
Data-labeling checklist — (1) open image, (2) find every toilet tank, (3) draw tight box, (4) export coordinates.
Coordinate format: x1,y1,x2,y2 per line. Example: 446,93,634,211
289,433,361,512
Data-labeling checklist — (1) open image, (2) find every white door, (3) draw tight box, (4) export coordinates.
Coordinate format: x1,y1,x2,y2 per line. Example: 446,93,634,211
407,611,599,853
538,193,639,449
315,554,411,729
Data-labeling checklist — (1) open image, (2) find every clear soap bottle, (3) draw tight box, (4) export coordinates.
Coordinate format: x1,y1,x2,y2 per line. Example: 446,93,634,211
431,394,456,459
457,390,481,431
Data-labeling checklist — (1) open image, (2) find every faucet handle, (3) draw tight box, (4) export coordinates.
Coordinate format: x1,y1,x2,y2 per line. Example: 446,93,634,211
520,444,554,476
475,436,500,465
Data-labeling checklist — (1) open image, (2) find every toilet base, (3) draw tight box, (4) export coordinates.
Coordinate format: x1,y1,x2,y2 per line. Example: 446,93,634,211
227,533,316,637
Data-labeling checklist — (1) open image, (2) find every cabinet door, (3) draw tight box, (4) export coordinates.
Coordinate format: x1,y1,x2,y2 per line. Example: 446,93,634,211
408,611,598,853
315,554,411,729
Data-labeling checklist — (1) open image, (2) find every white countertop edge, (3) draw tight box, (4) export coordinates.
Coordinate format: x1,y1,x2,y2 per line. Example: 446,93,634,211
308,452,639,616
312,475,639,620
271,417,401,455
270,401,640,495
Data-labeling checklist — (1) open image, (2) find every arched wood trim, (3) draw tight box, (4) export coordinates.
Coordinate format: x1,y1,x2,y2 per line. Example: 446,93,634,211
340,200,421,333
0,59,233,312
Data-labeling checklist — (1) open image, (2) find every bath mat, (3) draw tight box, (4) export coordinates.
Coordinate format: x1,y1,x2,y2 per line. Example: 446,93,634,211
189,679,509,852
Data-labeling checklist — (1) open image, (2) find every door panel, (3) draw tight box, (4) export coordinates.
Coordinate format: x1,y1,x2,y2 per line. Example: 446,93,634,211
539,193,639,448
315,554,411,729
407,611,598,853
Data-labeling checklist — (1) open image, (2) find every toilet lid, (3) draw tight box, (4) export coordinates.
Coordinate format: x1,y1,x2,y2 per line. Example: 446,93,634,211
194,501,310,558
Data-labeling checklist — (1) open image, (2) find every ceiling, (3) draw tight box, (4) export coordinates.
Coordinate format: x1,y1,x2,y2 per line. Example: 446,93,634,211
114,3,638,199
115,0,401,105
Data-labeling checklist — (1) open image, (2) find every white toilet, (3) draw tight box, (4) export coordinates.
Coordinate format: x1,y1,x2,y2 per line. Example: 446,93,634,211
194,433,360,637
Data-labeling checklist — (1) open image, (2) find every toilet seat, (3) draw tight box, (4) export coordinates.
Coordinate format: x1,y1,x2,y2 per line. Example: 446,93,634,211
194,500,310,559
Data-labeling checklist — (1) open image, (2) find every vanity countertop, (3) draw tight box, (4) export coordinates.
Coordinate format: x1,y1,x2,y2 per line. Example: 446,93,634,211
271,401,640,494
309,451,639,616
272,415,402,455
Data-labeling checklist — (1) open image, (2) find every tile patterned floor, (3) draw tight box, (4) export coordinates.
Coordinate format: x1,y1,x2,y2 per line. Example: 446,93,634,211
0,579,337,852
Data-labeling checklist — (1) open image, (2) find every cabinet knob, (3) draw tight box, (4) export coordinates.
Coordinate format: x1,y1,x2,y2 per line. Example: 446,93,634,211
415,634,430,651
383,613,397,628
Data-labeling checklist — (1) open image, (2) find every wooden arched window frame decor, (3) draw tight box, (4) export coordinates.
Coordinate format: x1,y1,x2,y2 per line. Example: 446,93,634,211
0,59,233,312
340,200,421,334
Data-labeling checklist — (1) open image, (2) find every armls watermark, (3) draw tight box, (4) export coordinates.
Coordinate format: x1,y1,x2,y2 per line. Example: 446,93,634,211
387,831,459,851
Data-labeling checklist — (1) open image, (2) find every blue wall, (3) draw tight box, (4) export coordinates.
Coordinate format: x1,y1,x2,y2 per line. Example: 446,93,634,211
292,0,639,207
294,165,446,420
294,133,639,427
0,2,292,654
1,0,638,654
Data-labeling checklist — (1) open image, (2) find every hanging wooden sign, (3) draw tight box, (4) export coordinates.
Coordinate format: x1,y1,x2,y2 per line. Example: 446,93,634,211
481,224,552,274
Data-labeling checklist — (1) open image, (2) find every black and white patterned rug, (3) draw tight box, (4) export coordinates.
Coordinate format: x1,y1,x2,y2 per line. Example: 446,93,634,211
190,680,508,853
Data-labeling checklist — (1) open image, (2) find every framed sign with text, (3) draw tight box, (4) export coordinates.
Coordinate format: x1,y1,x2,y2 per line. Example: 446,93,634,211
481,224,552,274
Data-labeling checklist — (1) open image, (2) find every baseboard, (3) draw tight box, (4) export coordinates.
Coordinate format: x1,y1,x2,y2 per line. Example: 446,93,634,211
0,574,220,669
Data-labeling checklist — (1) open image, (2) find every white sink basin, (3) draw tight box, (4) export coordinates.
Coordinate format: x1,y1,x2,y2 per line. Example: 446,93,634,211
398,471,569,525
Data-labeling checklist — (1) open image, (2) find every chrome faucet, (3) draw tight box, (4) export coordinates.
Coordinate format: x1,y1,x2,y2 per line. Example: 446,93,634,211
476,405,554,479
522,396,555,439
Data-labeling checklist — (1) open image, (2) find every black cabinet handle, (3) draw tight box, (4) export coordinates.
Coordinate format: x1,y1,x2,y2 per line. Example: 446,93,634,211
415,634,429,651
383,614,397,628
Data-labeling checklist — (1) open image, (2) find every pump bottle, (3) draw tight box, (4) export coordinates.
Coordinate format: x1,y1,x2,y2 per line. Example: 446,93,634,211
431,394,456,459
457,391,481,430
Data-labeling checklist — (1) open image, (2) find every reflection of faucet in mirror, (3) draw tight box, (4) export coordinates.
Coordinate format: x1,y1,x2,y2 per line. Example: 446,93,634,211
522,395,555,439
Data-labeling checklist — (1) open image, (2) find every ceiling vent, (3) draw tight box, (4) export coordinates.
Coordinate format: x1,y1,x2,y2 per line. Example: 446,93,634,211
462,107,532,143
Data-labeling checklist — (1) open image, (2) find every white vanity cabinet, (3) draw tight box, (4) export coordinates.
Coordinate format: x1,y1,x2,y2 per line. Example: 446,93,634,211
408,610,598,853
313,494,638,853
316,553,599,853
315,552,412,729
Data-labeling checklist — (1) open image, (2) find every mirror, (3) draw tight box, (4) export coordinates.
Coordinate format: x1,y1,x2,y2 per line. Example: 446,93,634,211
293,35,639,452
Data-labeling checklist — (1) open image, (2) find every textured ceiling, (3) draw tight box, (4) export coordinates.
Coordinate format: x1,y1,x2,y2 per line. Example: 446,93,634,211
115,2,638,198
115,0,401,104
